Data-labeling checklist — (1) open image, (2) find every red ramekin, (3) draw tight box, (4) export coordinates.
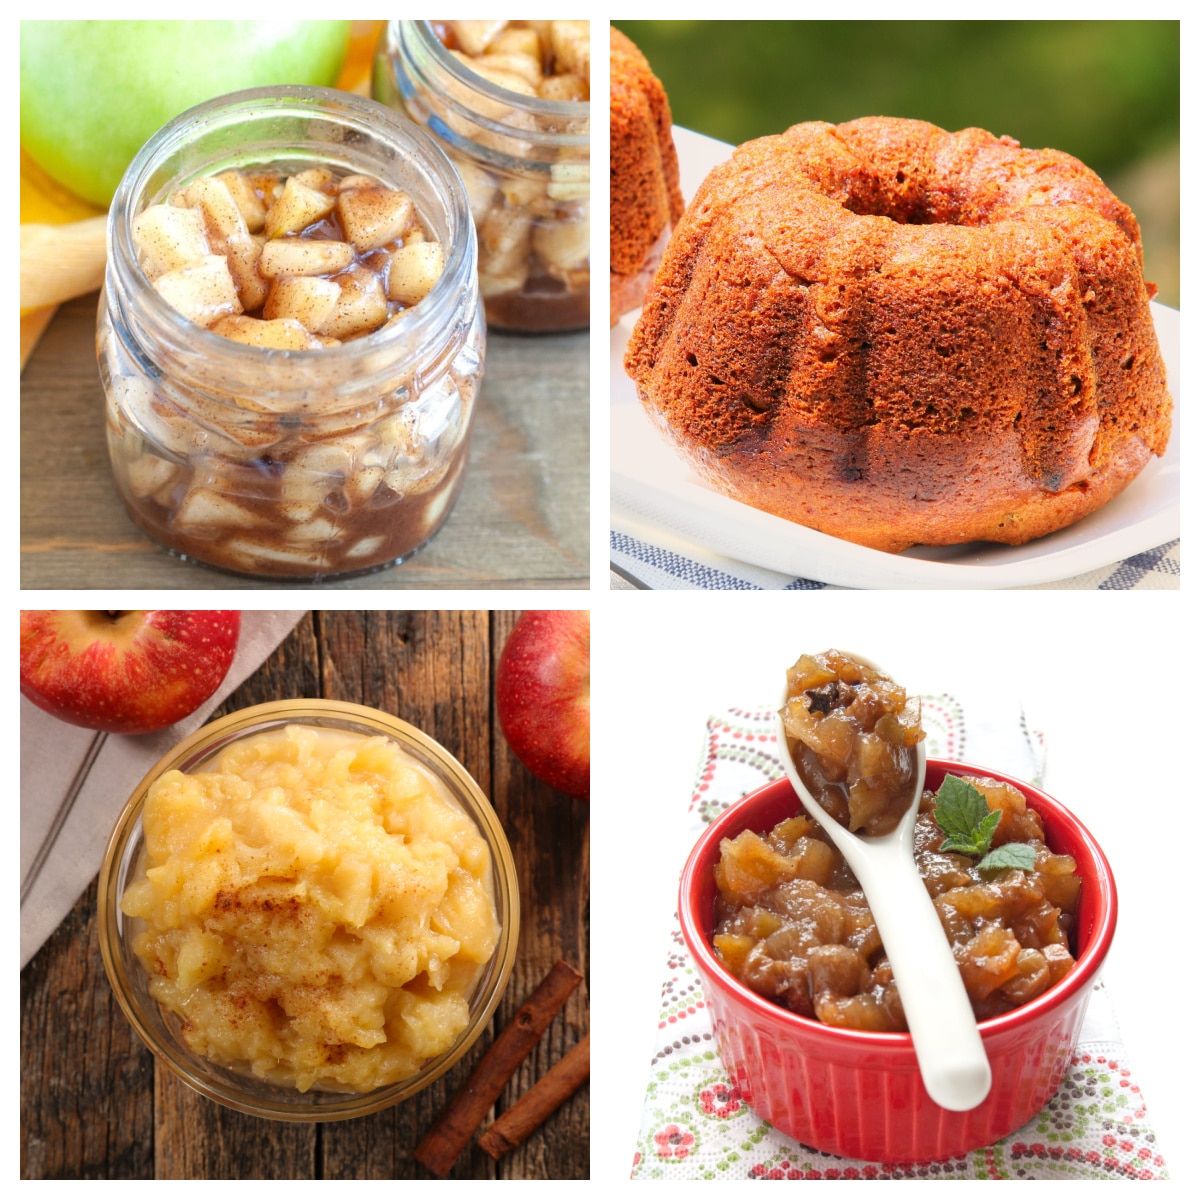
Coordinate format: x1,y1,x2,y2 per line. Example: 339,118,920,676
678,759,1117,1164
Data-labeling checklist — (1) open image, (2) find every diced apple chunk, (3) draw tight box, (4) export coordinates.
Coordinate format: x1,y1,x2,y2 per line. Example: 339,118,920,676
550,21,591,83
224,536,328,572
499,175,544,209
451,154,499,224
478,206,532,295
337,174,381,193
259,239,355,277
387,242,445,305
216,170,267,232
345,466,385,507
224,235,268,311
288,514,343,545
487,27,541,60
264,275,342,332
453,52,537,97
291,441,355,482
178,175,250,247
451,19,507,56
538,73,588,103
336,187,415,253
344,534,387,559
174,487,258,532
291,167,335,192
476,52,542,89
264,176,336,238
209,315,322,350
321,267,388,339
247,171,285,205
143,163,442,344
133,205,211,280
534,214,589,278
547,161,589,202
126,454,179,499
154,256,242,327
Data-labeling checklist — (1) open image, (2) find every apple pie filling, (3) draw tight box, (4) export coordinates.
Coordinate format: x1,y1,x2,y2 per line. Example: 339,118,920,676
100,89,483,582
134,166,446,346
377,21,589,332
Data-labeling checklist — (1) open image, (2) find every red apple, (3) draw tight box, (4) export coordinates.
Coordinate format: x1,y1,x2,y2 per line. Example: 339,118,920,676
496,610,589,801
20,610,241,735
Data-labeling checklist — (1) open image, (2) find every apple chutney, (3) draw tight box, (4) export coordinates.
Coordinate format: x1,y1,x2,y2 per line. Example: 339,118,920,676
119,724,501,1093
780,650,924,836
712,773,1081,1031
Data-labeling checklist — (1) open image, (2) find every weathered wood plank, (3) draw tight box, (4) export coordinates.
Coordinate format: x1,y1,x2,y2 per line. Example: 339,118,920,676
20,296,589,589
20,878,155,1179
483,610,590,1181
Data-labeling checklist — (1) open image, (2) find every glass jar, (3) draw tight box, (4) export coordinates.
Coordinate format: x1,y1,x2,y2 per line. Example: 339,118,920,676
98,86,484,581
375,21,590,333
97,700,520,1121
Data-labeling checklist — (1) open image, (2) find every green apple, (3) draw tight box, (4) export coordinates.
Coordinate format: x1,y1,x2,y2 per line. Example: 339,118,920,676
21,21,351,207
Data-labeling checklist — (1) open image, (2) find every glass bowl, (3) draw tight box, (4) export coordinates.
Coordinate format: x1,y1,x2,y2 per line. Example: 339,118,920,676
679,758,1117,1163
98,699,519,1121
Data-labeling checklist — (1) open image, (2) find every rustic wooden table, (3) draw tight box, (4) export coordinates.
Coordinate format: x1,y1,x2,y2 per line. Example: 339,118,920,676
20,611,590,1179
20,297,589,590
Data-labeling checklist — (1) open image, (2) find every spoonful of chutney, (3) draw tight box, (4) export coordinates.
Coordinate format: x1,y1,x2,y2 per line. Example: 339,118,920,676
776,650,991,1112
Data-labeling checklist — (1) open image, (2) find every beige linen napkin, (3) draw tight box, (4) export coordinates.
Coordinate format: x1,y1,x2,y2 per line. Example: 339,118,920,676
20,610,306,967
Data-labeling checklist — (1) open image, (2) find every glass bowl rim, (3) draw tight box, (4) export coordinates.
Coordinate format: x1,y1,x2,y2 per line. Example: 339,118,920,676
97,698,520,1121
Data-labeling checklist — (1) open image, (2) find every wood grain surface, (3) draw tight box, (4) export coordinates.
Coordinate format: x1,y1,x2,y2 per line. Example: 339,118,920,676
20,296,589,590
20,612,590,1179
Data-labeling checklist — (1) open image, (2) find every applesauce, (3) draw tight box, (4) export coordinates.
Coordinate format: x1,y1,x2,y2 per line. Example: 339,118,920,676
120,724,501,1093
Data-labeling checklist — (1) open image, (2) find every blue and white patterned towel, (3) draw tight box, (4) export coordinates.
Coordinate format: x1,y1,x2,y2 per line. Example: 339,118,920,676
610,531,1179,592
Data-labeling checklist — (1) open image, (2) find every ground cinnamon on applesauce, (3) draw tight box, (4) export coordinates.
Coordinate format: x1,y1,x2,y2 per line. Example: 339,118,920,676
121,724,499,1091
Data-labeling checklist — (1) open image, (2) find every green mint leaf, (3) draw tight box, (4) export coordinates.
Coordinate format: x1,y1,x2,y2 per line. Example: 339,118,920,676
934,775,995,856
977,843,1038,872
933,773,1036,871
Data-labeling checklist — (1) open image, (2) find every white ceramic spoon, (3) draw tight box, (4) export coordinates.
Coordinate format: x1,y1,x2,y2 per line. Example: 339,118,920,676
777,666,992,1112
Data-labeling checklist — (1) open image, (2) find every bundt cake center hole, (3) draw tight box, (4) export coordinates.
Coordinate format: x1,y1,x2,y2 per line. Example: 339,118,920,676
842,195,936,225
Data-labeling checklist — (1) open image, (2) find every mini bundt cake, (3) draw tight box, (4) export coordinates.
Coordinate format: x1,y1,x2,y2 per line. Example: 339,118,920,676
610,27,684,326
625,116,1172,552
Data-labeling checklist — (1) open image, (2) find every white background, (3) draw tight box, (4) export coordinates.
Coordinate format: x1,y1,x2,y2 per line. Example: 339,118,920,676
591,590,1192,1184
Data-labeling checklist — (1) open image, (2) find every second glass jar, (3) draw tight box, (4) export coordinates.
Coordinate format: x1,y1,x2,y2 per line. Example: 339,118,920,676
375,20,590,333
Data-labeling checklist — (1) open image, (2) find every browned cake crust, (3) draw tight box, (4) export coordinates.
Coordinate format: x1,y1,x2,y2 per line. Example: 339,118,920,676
610,27,684,324
624,117,1172,551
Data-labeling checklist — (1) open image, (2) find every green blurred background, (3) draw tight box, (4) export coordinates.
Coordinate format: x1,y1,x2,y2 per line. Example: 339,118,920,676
614,20,1179,307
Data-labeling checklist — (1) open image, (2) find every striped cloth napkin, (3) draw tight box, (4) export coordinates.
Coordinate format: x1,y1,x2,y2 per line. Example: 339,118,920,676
611,530,1180,591
20,611,305,968
631,700,1168,1181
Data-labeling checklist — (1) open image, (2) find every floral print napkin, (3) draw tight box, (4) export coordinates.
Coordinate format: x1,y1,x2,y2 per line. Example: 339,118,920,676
631,701,1167,1181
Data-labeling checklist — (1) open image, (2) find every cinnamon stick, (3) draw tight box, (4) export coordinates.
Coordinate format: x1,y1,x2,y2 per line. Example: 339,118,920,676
477,1034,590,1160
414,959,584,1176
